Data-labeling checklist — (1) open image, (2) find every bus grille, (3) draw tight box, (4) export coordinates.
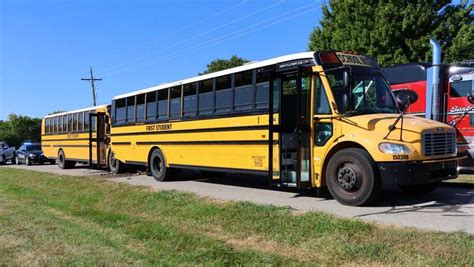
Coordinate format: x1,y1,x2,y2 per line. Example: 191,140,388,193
422,132,456,156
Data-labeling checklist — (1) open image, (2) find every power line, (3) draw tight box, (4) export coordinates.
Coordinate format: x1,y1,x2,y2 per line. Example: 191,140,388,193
97,0,252,76
102,1,321,77
97,0,285,76
81,66,102,106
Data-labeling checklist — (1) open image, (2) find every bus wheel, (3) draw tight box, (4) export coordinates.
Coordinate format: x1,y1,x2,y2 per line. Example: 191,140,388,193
108,151,122,174
398,182,440,194
58,150,74,169
325,148,380,206
149,149,170,182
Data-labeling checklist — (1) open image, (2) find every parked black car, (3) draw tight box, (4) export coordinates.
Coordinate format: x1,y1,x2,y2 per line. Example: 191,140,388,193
15,142,53,165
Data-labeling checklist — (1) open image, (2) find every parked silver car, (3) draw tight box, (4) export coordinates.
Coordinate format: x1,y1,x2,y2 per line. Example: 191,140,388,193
0,142,16,164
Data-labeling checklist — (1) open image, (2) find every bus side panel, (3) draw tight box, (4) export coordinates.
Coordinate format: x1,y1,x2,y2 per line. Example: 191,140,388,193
111,114,274,172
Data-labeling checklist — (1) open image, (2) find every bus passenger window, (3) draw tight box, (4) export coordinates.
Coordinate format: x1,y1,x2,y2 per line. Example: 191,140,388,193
158,89,169,120
199,79,213,115
314,77,331,114
183,83,197,117
78,112,84,131
91,116,96,131
59,115,67,133
115,99,126,124
256,70,270,109
45,118,50,134
58,116,63,133
136,94,145,122
126,96,135,123
84,112,90,130
216,75,232,113
68,114,73,132
170,87,181,119
146,91,157,121
234,70,253,110
72,113,78,132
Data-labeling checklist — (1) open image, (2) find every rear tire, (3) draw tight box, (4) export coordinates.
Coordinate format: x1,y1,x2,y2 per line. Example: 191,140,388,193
149,149,172,182
398,182,440,194
108,151,123,174
325,148,380,206
58,150,75,169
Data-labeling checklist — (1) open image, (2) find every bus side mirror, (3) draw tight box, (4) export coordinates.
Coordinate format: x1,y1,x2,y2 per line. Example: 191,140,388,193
395,90,418,110
343,70,350,89
467,92,474,104
342,93,350,112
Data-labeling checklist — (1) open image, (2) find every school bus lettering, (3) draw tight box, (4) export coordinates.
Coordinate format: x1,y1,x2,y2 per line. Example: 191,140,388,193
145,124,172,132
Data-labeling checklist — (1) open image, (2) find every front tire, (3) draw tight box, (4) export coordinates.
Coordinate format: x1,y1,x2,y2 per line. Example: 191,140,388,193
325,148,380,206
149,149,172,182
398,182,440,194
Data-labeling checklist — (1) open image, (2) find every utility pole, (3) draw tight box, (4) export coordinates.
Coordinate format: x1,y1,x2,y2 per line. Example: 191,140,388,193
81,66,102,106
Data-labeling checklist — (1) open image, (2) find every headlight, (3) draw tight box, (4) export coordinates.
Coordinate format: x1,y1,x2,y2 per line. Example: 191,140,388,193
28,153,35,157
378,143,411,154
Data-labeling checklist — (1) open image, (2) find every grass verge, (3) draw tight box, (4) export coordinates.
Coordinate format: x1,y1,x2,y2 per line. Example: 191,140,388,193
0,168,472,265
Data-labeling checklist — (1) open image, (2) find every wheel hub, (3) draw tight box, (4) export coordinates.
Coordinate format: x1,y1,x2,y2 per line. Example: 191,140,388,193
337,165,358,190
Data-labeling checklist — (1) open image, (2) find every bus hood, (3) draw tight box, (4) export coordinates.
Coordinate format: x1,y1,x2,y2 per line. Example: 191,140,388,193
340,114,455,142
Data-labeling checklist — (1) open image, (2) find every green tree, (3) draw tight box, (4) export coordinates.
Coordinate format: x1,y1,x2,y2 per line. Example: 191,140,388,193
308,0,473,66
0,114,42,149
199,55,250,75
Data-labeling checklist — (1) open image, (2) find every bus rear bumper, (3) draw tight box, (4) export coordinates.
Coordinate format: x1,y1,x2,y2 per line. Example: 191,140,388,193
377,159,458,185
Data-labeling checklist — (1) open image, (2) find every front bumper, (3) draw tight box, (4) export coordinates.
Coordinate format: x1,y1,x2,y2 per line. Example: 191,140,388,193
377,159,458,185
457,143,474,171
28,155,49,163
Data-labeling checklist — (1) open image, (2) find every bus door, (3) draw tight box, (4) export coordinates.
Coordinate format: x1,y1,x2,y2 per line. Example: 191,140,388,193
89,112,107,168
270,69,312,188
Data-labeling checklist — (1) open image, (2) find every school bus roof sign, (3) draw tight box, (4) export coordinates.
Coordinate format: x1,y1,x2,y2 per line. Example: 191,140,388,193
316,51,379,69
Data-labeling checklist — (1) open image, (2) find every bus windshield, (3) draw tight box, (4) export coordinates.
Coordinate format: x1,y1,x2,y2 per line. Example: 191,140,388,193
327,67,398,116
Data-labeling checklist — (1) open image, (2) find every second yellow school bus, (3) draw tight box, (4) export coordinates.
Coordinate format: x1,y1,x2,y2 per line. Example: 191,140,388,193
42,105,111,169
109,51,459,206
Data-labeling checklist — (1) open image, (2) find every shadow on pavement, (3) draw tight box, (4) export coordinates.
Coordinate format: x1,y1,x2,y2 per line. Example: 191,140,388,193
167,171,474,211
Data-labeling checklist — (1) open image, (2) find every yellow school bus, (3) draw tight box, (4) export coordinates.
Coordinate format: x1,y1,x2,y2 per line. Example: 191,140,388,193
42,105,111,169
109,51,459,206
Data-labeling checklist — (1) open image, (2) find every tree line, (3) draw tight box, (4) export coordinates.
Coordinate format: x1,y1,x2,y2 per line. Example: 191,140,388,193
202,0,472,73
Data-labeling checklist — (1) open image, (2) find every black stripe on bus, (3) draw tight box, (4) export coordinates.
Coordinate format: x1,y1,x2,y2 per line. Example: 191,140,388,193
112,142,132,145
125,160,147,166
52,145,96,148
136,140,277,146
112,110,270,128
111,125,269,137
169,164,268,176
42,138,91,142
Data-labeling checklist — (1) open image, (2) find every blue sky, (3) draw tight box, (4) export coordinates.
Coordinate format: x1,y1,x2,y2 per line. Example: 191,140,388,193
0,0,322,120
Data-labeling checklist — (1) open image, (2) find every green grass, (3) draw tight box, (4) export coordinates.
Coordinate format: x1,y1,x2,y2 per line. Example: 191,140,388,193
448,174,474,184
0,168,472,265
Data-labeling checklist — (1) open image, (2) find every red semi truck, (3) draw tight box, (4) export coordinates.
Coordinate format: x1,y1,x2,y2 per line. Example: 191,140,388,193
383,39,474,170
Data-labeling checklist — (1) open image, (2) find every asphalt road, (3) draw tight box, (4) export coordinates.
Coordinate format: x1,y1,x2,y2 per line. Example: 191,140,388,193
2,164,473,234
